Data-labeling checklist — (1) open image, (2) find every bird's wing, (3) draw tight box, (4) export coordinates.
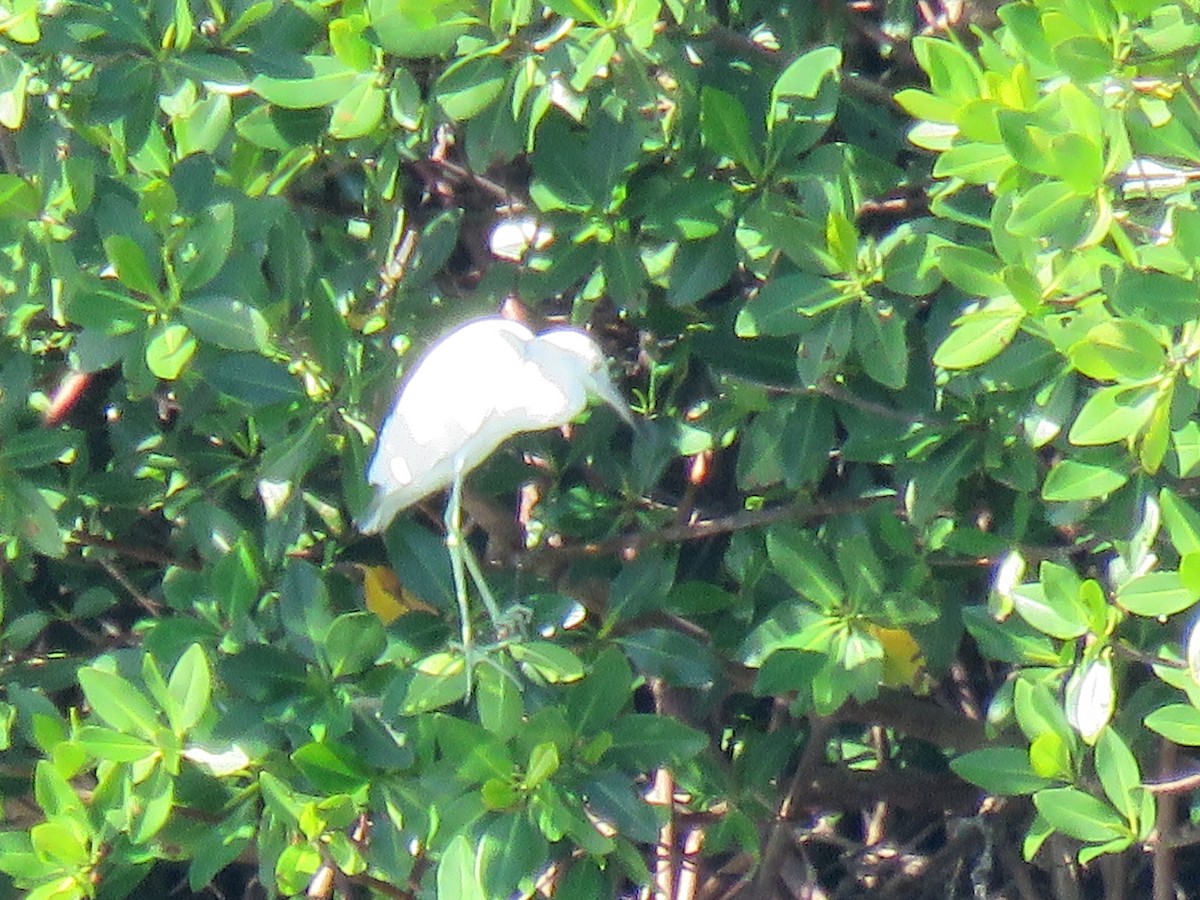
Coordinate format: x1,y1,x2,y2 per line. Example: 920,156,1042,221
491,356,579,432
366,318,535,495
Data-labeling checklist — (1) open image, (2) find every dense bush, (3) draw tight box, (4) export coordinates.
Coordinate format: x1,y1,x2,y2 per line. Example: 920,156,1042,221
4,0,1200,897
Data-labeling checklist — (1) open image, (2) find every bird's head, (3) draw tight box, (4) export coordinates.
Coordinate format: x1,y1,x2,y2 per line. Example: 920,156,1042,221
537,328,636,427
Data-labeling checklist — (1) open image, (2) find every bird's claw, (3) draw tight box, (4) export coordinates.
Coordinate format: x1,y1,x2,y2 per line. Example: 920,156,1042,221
493,603,533,642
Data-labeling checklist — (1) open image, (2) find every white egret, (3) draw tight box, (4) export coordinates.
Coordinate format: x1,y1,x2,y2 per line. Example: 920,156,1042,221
356,316,635,663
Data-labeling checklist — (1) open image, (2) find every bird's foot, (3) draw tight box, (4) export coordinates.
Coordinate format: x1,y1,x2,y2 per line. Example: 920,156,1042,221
447,639,523,692
492,603,533,642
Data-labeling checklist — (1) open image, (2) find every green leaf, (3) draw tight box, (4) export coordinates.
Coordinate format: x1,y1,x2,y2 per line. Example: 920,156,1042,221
175,201,236,291
181,295,269,352
913,35,982,104
369,0,477,57
936,244,1006,298
104,233,160,297
401,653,469,714
570,31,616,92
665,232,737,308
1042,459,1128,501
132,766,174,846
543,0,605,23
616,629,717,688
525,742,560,789
324,612,386,678
605,547,677,625
855,300,908,389
167,644,211,735
435,51,507,121
607,714,706,768
250,55,358,108
566,647,633,735
438,835,486,900
77,667,160,739
0,172,39,218
0,430,81,470
1160,488,1200,555
1006,181,1087,239
950,747,1052,795
1068,385,1156,446
905,434,979,525
933,298,1023,369
1033,788,1130,843
475,662,523,739
30,821,89,869
173,92,232,156
768,46,841,159
76,725,158,762
735,273,845,337
1145,703,1200,745
765,525,843,610
530,116,595,210
197,352,302,405
932,141,1013,183
64,287,153,335
1069,320,1166,382
642,180,734,241
292,741,370,793
1095,728,1143,825
701,86,761,175
145,322,197,380
329,79,385,138
1111,271,1200,327
1010,583,1089,640
508,641,584,683
478,814,547,897
1116,571,1196,617
893,87,957,124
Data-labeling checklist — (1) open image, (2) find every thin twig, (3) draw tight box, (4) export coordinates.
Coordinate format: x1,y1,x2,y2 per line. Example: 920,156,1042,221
525,494,894,563
96,557,162,616
74,531,199,571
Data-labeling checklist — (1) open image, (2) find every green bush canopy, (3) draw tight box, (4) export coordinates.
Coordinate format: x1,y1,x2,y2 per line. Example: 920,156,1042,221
4,0,1200,897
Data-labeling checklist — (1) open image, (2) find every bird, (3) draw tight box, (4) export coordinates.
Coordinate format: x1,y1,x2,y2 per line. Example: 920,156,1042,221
355,315,635,664
357,316,634,535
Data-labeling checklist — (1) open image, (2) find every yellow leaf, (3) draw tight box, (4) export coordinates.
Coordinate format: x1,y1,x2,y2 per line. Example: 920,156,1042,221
869,625,926,691
355,564,437,624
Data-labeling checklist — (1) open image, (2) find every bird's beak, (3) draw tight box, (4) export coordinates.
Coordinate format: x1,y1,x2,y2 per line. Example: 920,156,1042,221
592,373,637,428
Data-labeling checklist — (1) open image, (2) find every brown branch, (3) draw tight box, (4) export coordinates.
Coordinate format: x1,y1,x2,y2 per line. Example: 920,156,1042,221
523,494,895,564
95,557,162,617
73,531,199,571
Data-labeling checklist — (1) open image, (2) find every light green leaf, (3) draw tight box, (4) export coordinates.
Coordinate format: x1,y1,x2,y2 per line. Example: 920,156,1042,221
167,644,211,735
1042,459,1128,501
933,298,1023,369
950,747,1052,795
1116,571,1196,617
1145,703,1200,745
1007,181,1087,238
1068,385,1155,446
1034,788,1130,843
77,668,160,739
145,323,197,380
1069,320,1166,382
250,56,358,108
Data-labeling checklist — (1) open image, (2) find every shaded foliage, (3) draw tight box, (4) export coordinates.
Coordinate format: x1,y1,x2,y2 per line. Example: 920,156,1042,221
3,0,1200,898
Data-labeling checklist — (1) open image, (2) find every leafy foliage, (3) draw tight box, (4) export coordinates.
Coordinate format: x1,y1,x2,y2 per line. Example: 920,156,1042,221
4,0,1200,897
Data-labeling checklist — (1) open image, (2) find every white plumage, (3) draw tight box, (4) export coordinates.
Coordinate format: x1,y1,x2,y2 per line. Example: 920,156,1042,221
357,317,633,534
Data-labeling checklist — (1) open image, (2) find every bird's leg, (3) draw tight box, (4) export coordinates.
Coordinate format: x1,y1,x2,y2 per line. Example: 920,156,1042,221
459,533,504,629
444,465,475,674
